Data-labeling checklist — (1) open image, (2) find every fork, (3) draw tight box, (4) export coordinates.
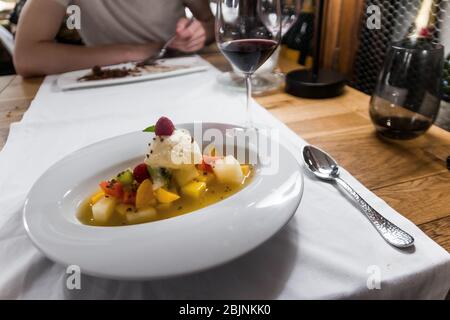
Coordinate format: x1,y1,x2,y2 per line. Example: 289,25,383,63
142,17,195,65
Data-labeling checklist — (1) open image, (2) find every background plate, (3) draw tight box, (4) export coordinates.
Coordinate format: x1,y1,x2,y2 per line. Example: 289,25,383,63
57,57,209,91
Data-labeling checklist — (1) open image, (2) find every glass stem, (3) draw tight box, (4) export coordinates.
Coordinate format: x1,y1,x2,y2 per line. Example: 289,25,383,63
245,74,253,128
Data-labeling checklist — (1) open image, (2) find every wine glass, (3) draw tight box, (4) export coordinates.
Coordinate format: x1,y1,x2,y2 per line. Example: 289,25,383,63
216,0,300,96
216,0,282,127
254,0,301,87
260,0,301,36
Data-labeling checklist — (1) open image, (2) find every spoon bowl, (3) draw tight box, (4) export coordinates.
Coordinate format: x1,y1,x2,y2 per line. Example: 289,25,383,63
302,145,339,181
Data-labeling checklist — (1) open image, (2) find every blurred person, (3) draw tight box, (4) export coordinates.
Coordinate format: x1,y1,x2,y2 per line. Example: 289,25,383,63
13,0,215,77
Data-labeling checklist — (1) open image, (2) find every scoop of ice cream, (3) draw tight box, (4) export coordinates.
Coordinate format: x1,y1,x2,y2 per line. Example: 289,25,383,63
145,129,202,169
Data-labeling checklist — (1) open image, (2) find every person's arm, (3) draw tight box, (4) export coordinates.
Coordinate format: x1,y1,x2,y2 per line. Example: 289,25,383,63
14,0,160,77
169,0,215,53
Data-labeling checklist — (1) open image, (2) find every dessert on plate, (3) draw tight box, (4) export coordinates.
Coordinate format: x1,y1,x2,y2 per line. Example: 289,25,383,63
77,117,253,226
77,63,185,82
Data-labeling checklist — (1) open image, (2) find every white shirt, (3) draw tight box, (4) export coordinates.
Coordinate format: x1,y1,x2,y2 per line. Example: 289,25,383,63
62,0,187,45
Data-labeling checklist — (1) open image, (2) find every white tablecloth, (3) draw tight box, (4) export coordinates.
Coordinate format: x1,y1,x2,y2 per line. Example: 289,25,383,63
1,57,449,299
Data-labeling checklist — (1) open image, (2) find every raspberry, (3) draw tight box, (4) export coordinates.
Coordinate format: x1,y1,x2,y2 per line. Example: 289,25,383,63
155,116,175,136
133,163,150,183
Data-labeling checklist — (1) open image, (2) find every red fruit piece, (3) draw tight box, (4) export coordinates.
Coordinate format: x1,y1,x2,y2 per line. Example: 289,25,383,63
198,156,219,173
199,161,213,173
99,180,124,199
133,163,150,183
155,116,175,136
122,190,137,205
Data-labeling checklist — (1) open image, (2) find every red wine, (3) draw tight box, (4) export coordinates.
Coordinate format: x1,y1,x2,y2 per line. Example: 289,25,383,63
372,116,432,140
370,96,433,139
220,39,278,74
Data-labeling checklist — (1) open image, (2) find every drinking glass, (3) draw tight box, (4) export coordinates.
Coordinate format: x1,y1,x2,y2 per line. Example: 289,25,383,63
216,0,282,127
254,0,301,86
216,0,300,96
259,0,300,35
369,41,444,140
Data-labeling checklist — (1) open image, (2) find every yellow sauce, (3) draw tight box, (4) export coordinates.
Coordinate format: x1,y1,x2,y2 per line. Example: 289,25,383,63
77,169,253,227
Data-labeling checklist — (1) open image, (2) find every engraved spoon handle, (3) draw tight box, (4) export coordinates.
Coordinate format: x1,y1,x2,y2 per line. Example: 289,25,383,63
335,177,414,248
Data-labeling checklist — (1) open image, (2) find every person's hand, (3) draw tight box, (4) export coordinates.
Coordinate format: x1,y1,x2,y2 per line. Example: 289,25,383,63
169,18,207,53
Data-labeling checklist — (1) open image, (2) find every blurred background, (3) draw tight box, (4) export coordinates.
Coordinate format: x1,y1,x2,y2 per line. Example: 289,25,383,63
1,0,449,129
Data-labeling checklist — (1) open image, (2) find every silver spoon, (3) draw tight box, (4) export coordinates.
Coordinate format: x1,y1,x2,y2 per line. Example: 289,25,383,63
302,145,414,249
142,17,195,66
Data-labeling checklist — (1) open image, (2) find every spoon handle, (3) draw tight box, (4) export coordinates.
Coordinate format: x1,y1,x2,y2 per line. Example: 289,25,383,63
335,177,414,248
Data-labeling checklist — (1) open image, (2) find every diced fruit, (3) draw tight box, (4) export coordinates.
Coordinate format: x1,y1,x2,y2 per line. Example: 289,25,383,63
203,155,219,165
173,165,199,186
126,207,157,224
182,181,207,198
135,179,155,209
155,116,175,136
122,190,137,205
92,196,117,223
90,190,105,205
199,155,220,173
115,203,135,217
241,165,251,177
212,155,244,185
155,188,180,203
133,163,151,183
117,170,134,186
199,160,214,173
100,180,124,199
197,171,215,183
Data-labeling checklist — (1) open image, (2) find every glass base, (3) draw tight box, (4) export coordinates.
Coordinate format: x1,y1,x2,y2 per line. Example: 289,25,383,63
216,72,284,95
373,117,433,140
375,126,431,140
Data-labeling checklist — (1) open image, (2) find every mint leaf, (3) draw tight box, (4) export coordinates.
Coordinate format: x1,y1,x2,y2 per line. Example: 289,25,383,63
143,125,156,133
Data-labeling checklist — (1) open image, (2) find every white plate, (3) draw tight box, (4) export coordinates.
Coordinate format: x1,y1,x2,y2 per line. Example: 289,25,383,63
57,57,209,91
23,123,303,280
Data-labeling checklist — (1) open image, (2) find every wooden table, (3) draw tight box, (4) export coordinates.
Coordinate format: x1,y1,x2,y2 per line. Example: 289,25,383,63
1,54,450,253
